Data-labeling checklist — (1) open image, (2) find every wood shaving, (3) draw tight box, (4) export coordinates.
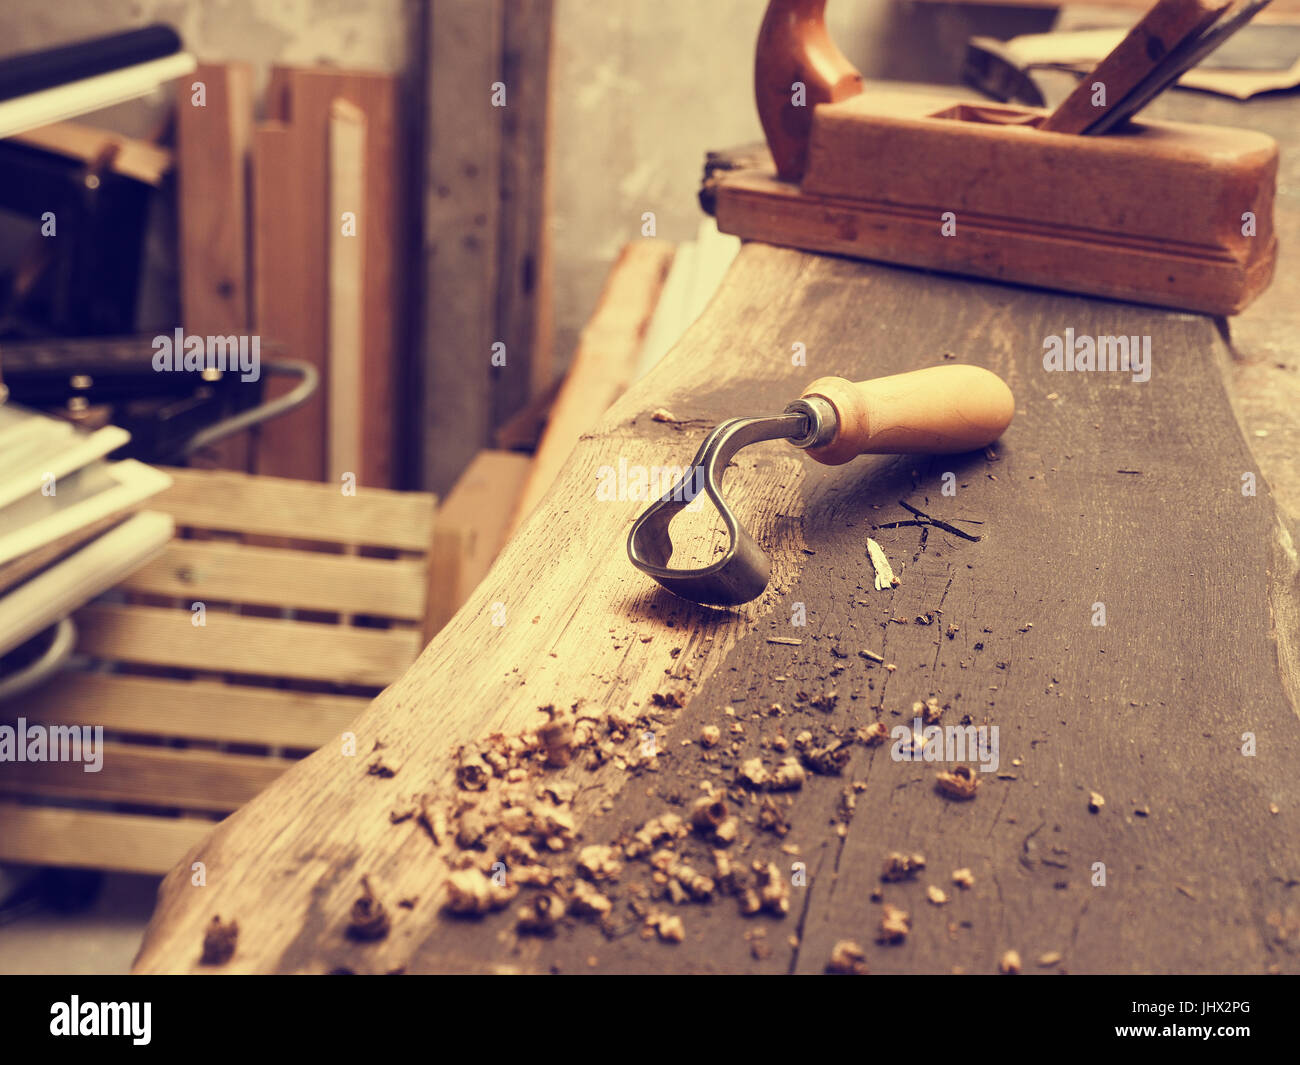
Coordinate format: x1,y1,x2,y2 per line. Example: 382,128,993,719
858,649,885,663
537,704,575,767
367,755,400,778
935,765,980,801
738,758,771,789
951,868,975,889
443,869,516,915
576,844,622,881
647,911,685,942
856,722,889,746
767,636,803,646
827,940,868,974
569,880,612,917
455,750,490,791
771,757,809,789
199,915,238,965
752,861,790,916
650,408,679,423
999,949,1022,974
866,538,899,590
1088,791,1105,813
927,886,949,906
881,852,927,882
346,877,391,942
758,796,791,837
877,904,911,944
1037,951,1062,968
690,796,729,832
516,891,566,935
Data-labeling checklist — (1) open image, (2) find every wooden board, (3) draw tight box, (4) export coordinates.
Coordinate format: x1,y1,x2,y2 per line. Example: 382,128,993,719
120,539,427,620
421,0,556,494
73,604,419,687
154,467,434,551
131,242,1300,974
0,805,214,875
328,99,367,485
421,0,504,494
426,449,533,638
177,61,254,472
254,67,400,486
21,673,367,749
508,239,674,532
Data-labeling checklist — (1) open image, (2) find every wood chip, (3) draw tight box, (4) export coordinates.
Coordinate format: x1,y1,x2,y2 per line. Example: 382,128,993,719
881,851,927,882
866,538,899,590
650,408,679,423
927,885,949,906
998,949,1022,974
935,765,980,801
1088,791,1105,813
827,940,868,974
767,636,803,646
199,915,238,965
951,868,975,889
877,903,911,944
1037,951,1063,967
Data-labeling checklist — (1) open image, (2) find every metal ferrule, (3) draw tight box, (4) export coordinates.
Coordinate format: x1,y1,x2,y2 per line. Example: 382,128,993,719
784,395,838,450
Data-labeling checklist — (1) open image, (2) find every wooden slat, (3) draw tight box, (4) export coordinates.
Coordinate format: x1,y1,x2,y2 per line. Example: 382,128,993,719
154,467,434,551
0,743,291,812
177,61,255,472
120,539,427,620
423,0,505,493
494,0,556,424
0,804,214,875
74,604,420,687
15,120,174,185
426,449,532,637
255,68,401,486
508,239,674,532
21,673,367,748
328,98,367,484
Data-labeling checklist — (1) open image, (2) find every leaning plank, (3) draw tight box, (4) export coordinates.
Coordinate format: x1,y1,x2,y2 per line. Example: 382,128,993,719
133,244,1300,974
22,674,367,748
507,238,674,533
73,605,419,687
327,98,367,485
177,61,254,472
0,805,214,875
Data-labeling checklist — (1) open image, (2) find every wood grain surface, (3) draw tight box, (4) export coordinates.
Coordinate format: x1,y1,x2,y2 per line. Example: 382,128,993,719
133,243,1300,974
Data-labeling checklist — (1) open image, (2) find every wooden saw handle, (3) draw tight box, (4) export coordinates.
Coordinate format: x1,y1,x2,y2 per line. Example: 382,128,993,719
800,364,1015,466
756,0,864,182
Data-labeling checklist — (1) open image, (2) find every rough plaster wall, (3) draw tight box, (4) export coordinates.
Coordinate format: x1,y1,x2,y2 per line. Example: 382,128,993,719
547,0,886,361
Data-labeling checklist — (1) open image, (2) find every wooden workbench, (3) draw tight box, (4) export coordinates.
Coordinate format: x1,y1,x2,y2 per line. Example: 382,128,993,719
130,224,1300,972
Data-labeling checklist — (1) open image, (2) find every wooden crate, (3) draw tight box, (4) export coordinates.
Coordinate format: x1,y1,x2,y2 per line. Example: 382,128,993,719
0,468,436,874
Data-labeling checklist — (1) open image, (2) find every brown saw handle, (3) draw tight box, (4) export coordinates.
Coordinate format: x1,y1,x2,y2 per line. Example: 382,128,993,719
756,0,864,182
800,365,1015,466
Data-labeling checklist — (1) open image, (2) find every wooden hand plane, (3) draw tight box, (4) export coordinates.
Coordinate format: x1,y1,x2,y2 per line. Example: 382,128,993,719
709,0,1278,315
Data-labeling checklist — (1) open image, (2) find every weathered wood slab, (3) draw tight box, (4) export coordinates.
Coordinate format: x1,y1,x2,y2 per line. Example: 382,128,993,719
133,243,1300,974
